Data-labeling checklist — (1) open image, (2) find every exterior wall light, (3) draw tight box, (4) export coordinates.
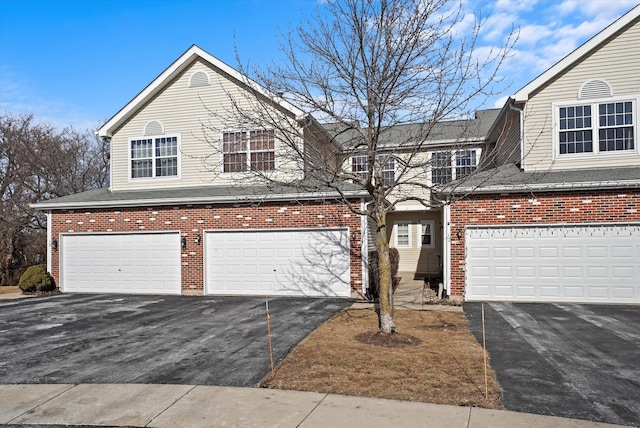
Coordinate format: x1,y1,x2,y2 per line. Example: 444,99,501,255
51,239,58,251
195,234,201,245
181,236,187,250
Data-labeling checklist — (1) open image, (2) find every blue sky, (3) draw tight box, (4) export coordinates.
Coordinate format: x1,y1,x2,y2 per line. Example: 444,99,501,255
0,0,638,131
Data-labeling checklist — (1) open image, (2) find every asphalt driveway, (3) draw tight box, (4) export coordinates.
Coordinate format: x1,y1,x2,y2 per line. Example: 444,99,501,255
465,302,640,427
0,294,351,387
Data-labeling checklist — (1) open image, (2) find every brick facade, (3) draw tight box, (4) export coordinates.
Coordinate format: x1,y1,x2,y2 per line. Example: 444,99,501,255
449,189,640,297
50,199,364,295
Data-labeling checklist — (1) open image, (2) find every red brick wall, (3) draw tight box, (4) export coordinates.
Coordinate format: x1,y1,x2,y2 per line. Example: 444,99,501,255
50,199,363,294
449,189,640,297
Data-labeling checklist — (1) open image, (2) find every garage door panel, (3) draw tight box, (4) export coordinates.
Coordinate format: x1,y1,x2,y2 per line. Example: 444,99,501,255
62,233,181,295
205,229,350,297
466,224,640,303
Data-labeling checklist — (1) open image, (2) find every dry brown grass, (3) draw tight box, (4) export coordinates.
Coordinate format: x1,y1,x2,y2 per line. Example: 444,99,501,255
261,308,503,409
0,286,20,295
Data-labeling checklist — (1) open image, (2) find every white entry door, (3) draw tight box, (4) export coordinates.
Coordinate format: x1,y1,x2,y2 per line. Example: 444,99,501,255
465,224,640,303
205,229,351,297
61,233,182,294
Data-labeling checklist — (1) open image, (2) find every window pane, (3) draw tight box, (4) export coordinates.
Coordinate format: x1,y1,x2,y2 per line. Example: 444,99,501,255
132,160,152,178
598,101,634,151
249,130,275,151
223,132,247,153
223,153,247,172
250,152,275,171
396,223,409,247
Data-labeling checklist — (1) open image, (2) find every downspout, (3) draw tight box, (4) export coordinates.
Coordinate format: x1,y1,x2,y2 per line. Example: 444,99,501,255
507,98,524,170
46,211,52,273
442,202,451,296
360,198,368,295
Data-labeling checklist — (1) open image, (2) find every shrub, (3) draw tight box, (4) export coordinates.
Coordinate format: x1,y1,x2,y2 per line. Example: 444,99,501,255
367,248,400,300
18,264,56,293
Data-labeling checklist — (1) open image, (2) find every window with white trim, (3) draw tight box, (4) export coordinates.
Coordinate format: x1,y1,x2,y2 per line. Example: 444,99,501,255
222,129,275,173
350,153,395,186
556,99,636,156
430,149,479,184
394,222,411,248
130,135,179,179
418,220,435,248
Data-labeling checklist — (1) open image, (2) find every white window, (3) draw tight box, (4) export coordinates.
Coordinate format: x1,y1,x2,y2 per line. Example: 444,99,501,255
556,99,636,156
222,130,275,173
418,220,435,248
430,149,479,184
130,135,179,179
394,222,411,248
350,153,395,186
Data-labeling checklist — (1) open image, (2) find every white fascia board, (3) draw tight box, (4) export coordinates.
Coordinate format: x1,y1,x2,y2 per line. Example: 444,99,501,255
513,5,640,102
98,45,305,137
30,190,370,210
451,179,640,195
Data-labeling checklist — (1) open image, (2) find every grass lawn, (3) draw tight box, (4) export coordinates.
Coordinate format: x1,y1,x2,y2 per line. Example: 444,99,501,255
261,308,502,409
0,286,20,295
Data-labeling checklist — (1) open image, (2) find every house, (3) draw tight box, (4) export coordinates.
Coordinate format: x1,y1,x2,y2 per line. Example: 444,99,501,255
442,5,640,303
32,45,369,297
328,110,501,284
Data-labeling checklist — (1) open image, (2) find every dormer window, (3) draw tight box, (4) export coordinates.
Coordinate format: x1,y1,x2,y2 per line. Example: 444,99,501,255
130,135,179,179
222,129,275,173
555,99,636,157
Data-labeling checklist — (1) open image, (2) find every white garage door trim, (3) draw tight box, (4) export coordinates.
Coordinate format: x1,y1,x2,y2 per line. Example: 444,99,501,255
205,228,351,297
465,223,640,303
60,232,182,295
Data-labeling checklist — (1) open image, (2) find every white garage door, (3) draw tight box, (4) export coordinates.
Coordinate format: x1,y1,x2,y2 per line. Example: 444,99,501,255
465,224,640,303
205,229,351,297
61,233,181,294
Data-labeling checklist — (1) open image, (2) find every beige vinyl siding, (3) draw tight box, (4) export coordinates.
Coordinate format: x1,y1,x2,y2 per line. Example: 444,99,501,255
494,108,522,167
110,59,304,191
523,18,640,172
386,210,442,275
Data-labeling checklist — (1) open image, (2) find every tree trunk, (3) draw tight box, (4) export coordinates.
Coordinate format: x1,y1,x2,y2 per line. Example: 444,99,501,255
374,209,395,334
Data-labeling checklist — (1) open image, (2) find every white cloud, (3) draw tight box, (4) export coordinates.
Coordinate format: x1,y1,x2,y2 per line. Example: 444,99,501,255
482,12,518,42
516,24,554,46
0,68,98,131
492,0,540,12
556,0,638,19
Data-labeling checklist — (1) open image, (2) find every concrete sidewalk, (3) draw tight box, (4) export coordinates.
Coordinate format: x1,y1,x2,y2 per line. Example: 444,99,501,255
0,384,623,427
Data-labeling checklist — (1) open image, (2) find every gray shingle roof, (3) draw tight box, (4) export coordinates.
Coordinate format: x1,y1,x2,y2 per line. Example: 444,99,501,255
31,182,369,210
442,163,640,194
323,108,502,151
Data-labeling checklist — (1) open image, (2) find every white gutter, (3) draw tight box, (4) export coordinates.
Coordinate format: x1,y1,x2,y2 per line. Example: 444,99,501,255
31,190,371,210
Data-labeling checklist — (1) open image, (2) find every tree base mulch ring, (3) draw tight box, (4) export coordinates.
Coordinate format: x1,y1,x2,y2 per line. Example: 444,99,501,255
355,331,421,347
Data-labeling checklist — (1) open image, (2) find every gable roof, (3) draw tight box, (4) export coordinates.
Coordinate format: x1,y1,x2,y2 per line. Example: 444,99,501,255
97,45,306,137
513,4,640,102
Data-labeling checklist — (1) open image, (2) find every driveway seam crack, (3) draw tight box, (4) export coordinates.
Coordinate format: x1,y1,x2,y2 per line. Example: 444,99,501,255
296,392,329,427
145,384,198,427
7,383,78,424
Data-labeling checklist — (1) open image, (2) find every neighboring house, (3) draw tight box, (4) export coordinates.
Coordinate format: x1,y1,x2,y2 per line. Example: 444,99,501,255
32,45,368,297
442,5,640,303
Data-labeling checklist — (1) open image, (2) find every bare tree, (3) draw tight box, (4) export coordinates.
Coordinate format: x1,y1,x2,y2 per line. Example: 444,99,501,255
199,0,516,333
0,113,109,285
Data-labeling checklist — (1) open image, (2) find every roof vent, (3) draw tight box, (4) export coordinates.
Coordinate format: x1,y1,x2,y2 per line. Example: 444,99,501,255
144,120,164,136
189,71,210,87
578,79,612,100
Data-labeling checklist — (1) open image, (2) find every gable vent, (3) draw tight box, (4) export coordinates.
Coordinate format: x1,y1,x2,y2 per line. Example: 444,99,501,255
189,71,210,87
144,120,164,136
578,79,612,100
